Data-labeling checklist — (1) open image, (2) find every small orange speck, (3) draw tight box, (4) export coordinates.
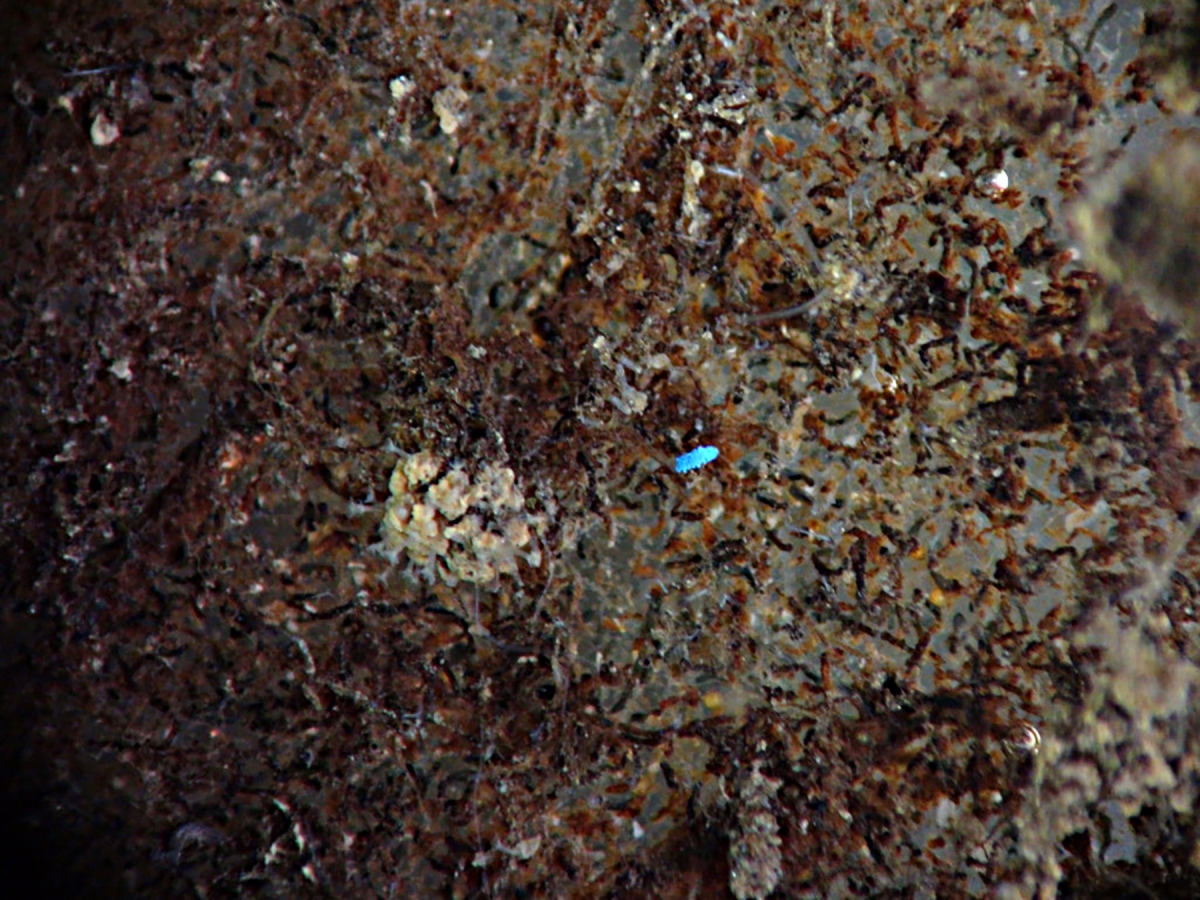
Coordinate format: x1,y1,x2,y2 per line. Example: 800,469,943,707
218,442,246,471
702,691,724,712
929,588,946,607
765,129,797,159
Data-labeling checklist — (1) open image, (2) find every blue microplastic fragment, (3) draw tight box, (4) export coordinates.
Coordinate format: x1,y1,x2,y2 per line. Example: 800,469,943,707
674,445,719,473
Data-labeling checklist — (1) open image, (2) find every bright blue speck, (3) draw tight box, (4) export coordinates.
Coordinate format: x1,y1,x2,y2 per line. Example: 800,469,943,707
675,445,719,473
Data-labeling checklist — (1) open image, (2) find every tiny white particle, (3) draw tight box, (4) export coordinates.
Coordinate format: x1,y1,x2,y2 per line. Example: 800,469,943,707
389,75,415,102
109,357,133,381
980,168,1009,194
90,111,120,146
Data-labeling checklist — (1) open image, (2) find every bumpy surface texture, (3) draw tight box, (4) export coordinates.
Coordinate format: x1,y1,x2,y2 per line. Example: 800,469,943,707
5,1,1200,898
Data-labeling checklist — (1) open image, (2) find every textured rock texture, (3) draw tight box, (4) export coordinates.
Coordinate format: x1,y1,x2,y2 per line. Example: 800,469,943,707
4,1,1200,898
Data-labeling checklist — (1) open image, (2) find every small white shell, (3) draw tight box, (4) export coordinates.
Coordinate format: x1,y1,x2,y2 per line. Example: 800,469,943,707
1003,721,1041,757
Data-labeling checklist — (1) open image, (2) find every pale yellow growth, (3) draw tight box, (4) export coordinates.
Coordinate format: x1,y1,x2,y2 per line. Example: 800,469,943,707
402,450,442,488
428,466,472,519
378,452,544,585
